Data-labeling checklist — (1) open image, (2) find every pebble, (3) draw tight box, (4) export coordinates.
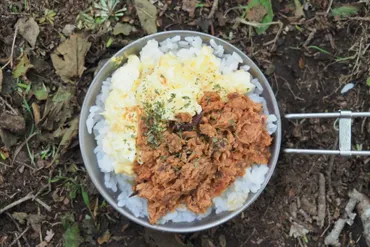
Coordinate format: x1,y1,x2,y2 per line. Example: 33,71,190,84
340,83,355,94
62,24,76,36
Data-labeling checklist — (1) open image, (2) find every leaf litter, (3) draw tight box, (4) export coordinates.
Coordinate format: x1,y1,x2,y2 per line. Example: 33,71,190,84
40,86,76,131
51,33,91,83
113,23,136,36
15,18,40,48
134,0,158,34
62,213,83,247
12,52,34,79
182,0,197,18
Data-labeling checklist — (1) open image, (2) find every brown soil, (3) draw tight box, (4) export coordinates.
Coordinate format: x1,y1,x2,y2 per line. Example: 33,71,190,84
0,0,369,246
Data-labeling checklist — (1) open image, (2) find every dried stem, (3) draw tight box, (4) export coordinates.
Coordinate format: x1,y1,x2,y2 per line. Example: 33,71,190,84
317,173,326,228
207,0,219,19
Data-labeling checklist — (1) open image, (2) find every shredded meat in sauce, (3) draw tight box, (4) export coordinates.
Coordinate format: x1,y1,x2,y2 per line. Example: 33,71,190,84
134,92,272,224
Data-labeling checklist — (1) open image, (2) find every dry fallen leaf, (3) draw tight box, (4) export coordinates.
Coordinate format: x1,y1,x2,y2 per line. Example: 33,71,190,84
12,212,28,224
28,214,46,234
16,18,40,48
12,52,34,79
134,0,158,34
294,0,305,18
0,112,25,134
35,241,48,247
50,34,91,83
53,116,79,154
45,229,55,242
32,103,41,125
289,222,309,238
182,0,197,17
41,86,75,131
113,23,136,36
298,57,305,69
97,230,111,245
246,4,267,22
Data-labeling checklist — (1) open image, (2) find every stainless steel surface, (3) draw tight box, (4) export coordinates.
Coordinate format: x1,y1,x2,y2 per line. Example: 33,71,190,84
285,112,370,119
79,31,282,233
339,111,351,156
284,110,370,156
284,149,370,156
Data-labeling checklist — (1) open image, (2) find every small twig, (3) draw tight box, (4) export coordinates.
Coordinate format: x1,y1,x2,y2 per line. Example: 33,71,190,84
14,160,36,171
317,173,326,228
34,198,51,212
9,226,30,247
0,96,18,115
0,193,34,215
0,26,18,70
6,213,30,247
351,37,363,79
263,21,284,51
284,82,305,101
236,17,281,28
11,132,38,166
303,28,317,49
326,0,333,15
241,228,256,246
207,0,219,19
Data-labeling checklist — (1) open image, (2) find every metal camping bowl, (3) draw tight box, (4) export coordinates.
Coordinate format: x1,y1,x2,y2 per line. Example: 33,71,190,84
79,30,282,232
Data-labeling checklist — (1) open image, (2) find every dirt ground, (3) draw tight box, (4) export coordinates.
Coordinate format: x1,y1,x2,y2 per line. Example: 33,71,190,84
0,0,370,246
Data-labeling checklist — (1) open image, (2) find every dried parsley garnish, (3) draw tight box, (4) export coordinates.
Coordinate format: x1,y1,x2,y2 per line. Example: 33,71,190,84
142,101,167,148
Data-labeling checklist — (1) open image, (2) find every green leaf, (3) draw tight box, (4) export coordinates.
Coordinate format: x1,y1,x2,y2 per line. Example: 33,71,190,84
32,82,49,100
331,5,359,17
307,45,331,55
367,77,370,87
62,214,83,247
12,53,34,79
81,186,92,215
106,37,113,47
255,0,273,34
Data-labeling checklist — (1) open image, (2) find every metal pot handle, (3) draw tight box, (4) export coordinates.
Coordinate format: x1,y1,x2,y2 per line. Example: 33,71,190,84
283,110,370,156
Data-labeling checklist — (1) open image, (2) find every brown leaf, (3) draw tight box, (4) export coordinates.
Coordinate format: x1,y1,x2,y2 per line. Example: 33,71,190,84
121,223,129,232
298,57,305,69
27,214,46,234
0,129,19,148
55,116,79,154
41,86,75,131
16,18,40,48
0,113,25,134
97,230,111,245
182,0,197,17
134,0,158,34
50,34,91,83
32,103,41,125
246,4,267,22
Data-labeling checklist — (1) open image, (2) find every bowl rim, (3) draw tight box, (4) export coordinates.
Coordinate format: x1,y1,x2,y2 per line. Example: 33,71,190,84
79,30,282,232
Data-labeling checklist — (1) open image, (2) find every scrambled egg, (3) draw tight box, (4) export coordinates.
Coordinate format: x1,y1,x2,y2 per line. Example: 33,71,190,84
103,44,255,175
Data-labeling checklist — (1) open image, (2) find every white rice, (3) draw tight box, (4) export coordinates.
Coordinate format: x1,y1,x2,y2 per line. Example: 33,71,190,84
86,36,278,224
